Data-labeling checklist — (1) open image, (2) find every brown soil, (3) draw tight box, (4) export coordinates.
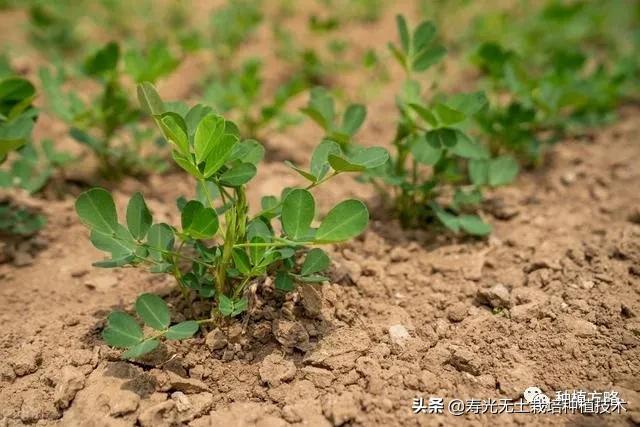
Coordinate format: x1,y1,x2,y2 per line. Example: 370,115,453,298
1,2,640,427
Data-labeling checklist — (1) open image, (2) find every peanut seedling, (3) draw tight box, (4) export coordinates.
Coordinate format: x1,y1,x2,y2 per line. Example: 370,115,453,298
39,41,180,180
75,82,388,359
0,75,47,237
307,17,518,235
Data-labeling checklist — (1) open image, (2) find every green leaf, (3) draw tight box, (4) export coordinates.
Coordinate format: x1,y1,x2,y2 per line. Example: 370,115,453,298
249,236,266,266
434,103,466,125
328,154,365,172
181,200,219,239
413,21,436,52
301,248,330,275
447,91,488,116
165,321,199,340
488,156,519,187
296,274,329,283
342,104,366,135
229,139,264,165
412,46,446,72
281,189,315,240
433,207,460,233
194,113,225,163
122,340,159,359
218,295,248,317
247,218,272,241
285,161,317,183
136,293,170,331
90,224,136,258
425,128,456,148
458,215,491,236
450,131,489,160
126,192,152,240
411,134,442,165
84,42,119,76
137,82,165,116
232,248,251,274
468,159,488,186
172,150,201,178
219,162,257,186
275,270,295,292
310,140,341,180
159,113,189,155
349,147,389,169
315,200,368,243
396,15,410,53
305,87,335,130
75,188,118,235
203,133,238,178
147,223,174,261
102,311,143,348
93,254,136,268
408,103,438,126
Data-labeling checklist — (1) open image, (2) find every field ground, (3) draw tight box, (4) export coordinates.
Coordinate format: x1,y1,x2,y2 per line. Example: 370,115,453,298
1,1,639,426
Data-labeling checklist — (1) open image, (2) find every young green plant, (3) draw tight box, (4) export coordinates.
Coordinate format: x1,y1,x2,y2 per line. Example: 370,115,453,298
75,82,388,359
306,17,519,235
0,75,47,237
39,41,180,180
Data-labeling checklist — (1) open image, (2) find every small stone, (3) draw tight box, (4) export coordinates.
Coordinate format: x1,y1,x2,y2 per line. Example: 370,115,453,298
301,366,335,389
562,316,597,338
259,354,297,387
10,344,41,376
222,349,235,361
205,328,227,350
299,284,322,317
84,274,118,290
70,268,89,278
449,347,482,376
171,391,192,412
561,171,577,185
272,320,311,352
323,392,359,426
54,366,85,409
13,250,34,267
477,284,512,308
389,247,410,262
446,302,468,322
104,390,140,416
138,400,177,427
166,371,209,393
0,362,15,382
388,324,410,347
20,389,60,422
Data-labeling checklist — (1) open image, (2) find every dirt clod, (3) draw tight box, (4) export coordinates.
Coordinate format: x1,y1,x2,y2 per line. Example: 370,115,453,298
53,366,85,409
259,353,297,387
477,284,512,308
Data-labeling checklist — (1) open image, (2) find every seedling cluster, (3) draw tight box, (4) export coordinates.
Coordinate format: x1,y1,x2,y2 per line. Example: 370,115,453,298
75,83,387,357
0,0,637,358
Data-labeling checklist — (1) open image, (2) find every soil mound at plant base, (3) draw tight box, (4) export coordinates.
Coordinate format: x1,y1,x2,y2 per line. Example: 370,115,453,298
1,108,639,425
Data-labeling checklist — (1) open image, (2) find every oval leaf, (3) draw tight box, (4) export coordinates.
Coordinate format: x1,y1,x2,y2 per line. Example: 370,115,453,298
194,113,225,163
147,223,174,261
301,248,330,276
315,200,368,242
122,340,159,360
102,311,143,348
126,192,152,240
165,321,199,340
75,188,118,235
135,293,170,331
137,82,165,116
220,163,257,187
281,189,315,240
